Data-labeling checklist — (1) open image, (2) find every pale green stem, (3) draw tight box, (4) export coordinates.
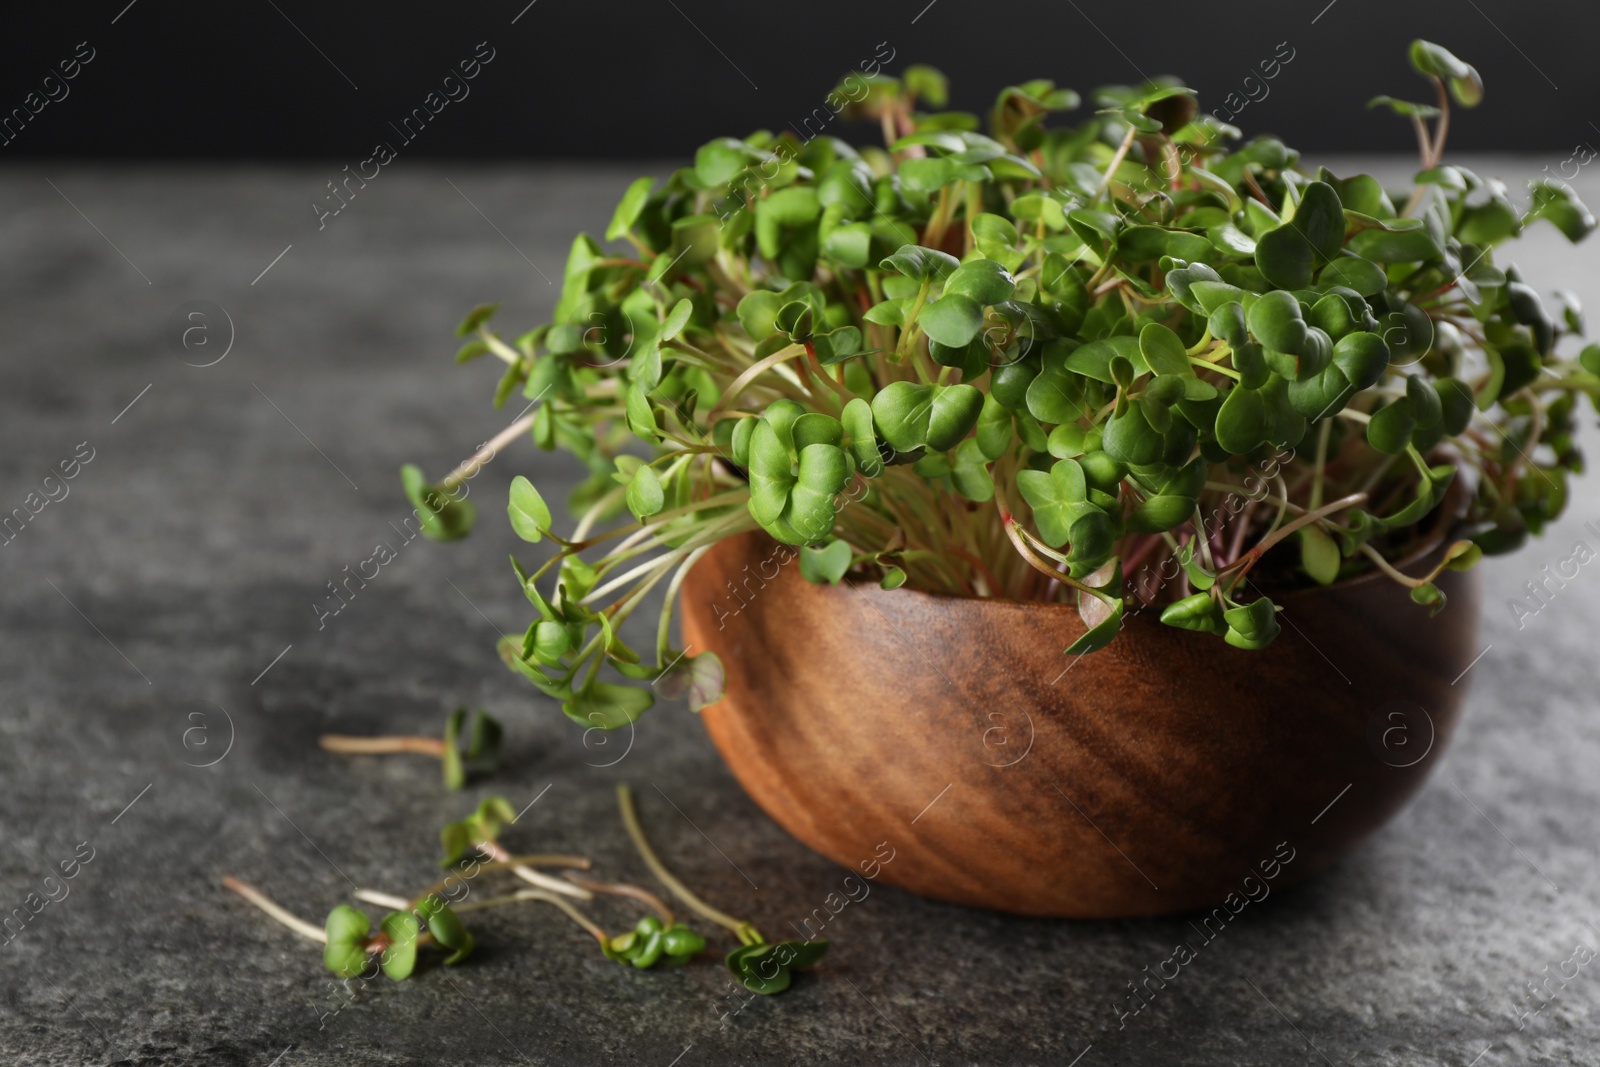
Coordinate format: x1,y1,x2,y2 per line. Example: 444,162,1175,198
709,343,809,418
572,484,629,542
615,784,759,943
1310,418,1332,511
896,279,933,360
1359,543,1428,588
438,409,539,491
1095,124,1139,199
1222,492,1368,593
656,545,712,664
582,510,753,606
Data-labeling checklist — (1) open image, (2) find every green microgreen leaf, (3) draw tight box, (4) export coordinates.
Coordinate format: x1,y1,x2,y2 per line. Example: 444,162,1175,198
918,293,984,347
1222,596,1280,650
870,382,985,454
402,465,477,542
415,896,474,965
944,258,1016,305
725,940,829,995
626,465,666,520
879,244,959,282
379,910,422,980
1063,596,1125,656
563,681,653,731
456,303,498,337
323,905,372,978
1300,524,1341,586
507,476,552,543
606,177,654,241
799,539,853,584
1160,592,1226,634
442,707,467,790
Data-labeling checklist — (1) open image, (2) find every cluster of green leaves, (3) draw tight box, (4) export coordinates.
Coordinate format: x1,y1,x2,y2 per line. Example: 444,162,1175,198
323,896,473,981
492,472,727,731
410,40,1597,720
602,915,707,968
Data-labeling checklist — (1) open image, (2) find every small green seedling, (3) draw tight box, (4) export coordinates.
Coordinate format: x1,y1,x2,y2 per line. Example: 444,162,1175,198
319,707,503,790
440,795,519,867
321,898,474,981
224,781,763,993
616,784,827,994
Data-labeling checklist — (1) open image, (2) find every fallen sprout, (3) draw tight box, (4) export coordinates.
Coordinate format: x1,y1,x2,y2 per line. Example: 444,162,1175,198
221,875,327,944
319,707,503,790
616,784,828,994
221,875,472,981
602,915,707,969
322,896,473,980
429,794,708,971
440,795,594,901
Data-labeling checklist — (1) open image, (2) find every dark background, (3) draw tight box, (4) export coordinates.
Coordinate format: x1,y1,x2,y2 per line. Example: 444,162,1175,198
0,0,1591,162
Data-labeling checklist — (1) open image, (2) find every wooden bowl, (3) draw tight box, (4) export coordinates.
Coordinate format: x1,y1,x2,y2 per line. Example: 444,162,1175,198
681,531,1481,918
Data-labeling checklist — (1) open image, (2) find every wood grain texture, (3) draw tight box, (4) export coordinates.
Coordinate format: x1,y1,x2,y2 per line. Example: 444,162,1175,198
682,531,1481,917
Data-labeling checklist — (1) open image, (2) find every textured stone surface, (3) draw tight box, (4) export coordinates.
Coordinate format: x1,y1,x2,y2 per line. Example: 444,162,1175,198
0,160,1597,1066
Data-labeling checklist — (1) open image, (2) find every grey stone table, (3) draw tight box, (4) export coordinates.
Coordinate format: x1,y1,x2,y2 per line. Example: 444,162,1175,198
1,160,1598,1067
